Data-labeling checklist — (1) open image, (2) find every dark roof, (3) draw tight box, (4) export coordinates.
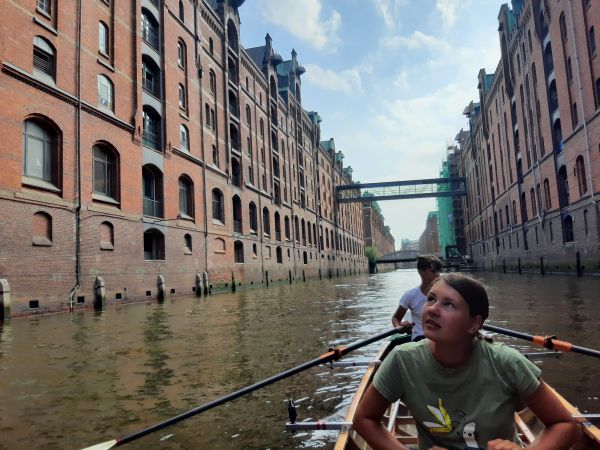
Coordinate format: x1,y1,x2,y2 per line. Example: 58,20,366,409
245,46,266,67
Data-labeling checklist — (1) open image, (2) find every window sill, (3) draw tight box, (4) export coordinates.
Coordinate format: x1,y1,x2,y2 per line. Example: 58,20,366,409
184,248,192,255
212,219,225,226
92,193,120,206
33,237,52,247
100,242,114,251
97,57,115,72
33,15,57,35
179,112,189,121
214,250,226,254
22,176,61,193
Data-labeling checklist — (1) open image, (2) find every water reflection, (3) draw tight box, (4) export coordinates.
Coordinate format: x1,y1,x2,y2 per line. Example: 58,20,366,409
0,271,598,449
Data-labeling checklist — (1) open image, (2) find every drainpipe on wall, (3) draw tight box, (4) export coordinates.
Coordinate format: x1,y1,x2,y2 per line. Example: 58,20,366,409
568,0,596,206
70,0,83,311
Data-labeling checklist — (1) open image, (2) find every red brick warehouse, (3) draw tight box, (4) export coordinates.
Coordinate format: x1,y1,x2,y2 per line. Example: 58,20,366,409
0,0,371,318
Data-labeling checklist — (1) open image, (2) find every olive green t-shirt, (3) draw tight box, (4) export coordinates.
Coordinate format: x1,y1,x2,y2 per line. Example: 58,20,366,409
373,339,541,450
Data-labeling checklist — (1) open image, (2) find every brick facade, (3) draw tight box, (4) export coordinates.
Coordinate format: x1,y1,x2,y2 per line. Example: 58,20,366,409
0,0,369,317
458,0,600,275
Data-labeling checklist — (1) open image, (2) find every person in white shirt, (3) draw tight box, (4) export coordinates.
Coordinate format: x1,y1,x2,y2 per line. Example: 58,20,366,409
392,255,442,341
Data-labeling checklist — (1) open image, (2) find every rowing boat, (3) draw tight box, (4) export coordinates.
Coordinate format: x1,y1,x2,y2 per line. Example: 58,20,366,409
331,339,600,450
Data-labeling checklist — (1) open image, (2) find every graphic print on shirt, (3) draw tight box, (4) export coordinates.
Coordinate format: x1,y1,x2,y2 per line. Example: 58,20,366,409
462,421,483,450
422,398,453,433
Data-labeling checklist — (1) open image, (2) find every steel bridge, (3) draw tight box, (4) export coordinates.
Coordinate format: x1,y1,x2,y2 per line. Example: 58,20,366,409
377,250,421,264
336,177,467,203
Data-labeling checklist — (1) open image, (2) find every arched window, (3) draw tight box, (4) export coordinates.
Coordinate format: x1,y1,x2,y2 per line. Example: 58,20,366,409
544,43,554,74
178,175,193,218
180,124,189,152
246,105,251,126
559,13,568,42
100,221,114,250
144,229,165,260
270,76,277,98
563,216,575,242
32,211,52,246
178,83,186,109
260,118,264,139
228,90,238,117
177,40,186,68
232,195,242,233
543,179,552,210
184,233,192,253
141,9,159,50
212,188,224,223
548,80,558,113
234,240,244,263
263,207,270,236
209,37,214,55
23,118,59,188
249,202,257,233
228,56,238,84
276,246,283,263
553,119,563,155
575,155,588,196
93,144,118,201
284,215,290,240
142,106,161,150
227,19,238,52
294,217,300,242
33,36,55,79
178,0,185,22
230,124,240,153
589,27,597,55
209,70,216,96
301,219,306,245
98,75,114,110
558,165,570,207
303,251,308,265
142,56,160,97
231,158,241,187
530,188,537,216
274,212,281,241
142,165,163,217
99,21,109,55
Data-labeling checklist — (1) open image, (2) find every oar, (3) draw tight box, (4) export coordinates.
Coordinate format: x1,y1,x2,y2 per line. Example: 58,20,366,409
82,326,409,450
482,324,600,358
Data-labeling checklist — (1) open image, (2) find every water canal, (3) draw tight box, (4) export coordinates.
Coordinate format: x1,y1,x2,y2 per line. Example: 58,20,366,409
0,270,599,449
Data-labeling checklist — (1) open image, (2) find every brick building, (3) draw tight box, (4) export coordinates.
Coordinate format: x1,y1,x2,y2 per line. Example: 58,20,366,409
418,211,441,255
0,0,367,318
363,201,395,257
458,0,600,275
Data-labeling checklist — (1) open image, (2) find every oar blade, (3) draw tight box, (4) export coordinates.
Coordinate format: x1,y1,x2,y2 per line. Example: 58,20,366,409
80,439,118,450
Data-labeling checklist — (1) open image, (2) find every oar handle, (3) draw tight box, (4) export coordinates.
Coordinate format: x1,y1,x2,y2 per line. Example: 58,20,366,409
114,326,408,446
482,324,600,358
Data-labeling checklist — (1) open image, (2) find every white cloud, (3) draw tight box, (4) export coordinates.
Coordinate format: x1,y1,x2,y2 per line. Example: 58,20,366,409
382,30,451,52
369,0,408,29
303,64,363,94
436,0,472,29
260,0,341,50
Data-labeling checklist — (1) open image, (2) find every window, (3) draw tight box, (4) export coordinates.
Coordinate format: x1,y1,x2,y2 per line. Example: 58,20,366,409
99,22,109,55
212,189,224,223
530,188,537,216
93,144,118,201
209,37,214,55
180,124,189,152
32,211,52,246
144,229,165,260
260,119,264,139
23,118,59,188
560,13,568,42
232,195,242,233
178,0,184,22
276,246,283,264
572,103,579,127
142,107,161,149
249,202,257,233
234,241,244,263
178,84,186,109
33,36,55,79
142,165,163,217
263,207,270,236
177,40,186,68
178,176,193,217
246,105,251,125
141,10,159,50
209,70,216,95
98,75,114,110
184,234,192,253
100,221,114,250
567,58,573,84
212,144,219,166
543,178,552,210
575,155,588,196
589,27,597,55
564,216,574,242
37,0,51,15
142,56,160,97
584,209,589,235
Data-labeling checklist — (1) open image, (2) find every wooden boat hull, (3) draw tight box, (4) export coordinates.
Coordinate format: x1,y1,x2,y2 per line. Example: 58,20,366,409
334,340,600,450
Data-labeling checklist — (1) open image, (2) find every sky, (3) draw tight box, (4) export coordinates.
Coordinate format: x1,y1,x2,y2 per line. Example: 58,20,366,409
238,0,507,246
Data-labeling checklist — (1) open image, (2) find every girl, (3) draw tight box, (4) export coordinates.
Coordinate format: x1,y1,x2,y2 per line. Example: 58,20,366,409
354,273,576,450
